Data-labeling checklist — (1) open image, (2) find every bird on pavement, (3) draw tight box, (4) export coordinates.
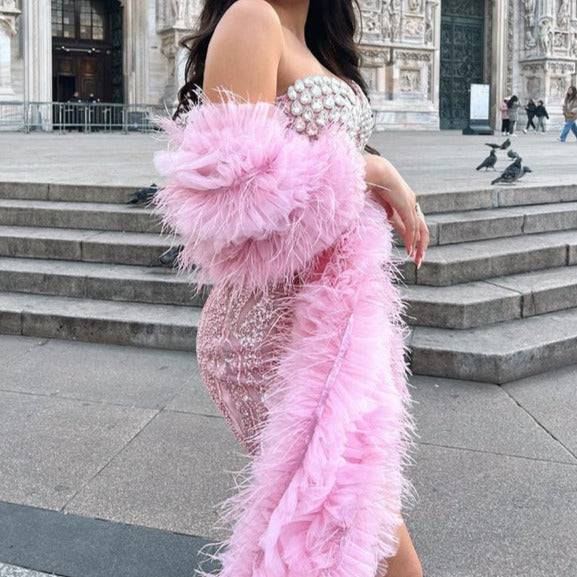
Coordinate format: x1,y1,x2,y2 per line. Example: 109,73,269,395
491,156,527,185
518,166,532,180
159,245,184,267
485,138,511,151
507,149,520,159
476,149,498,171
127,183,159,205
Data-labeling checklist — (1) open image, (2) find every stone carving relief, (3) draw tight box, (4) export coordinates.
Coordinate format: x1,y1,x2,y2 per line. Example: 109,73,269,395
404,16,424,38
400,69,420,92
557,0,571,28
424,0,438,46
537,17,554,55
524,0,577,57
523,0,537,49
396,50,431,98
407,0,423,12
388,0,402,42
550,76,568,97
157,0,201,31
0,0,19,36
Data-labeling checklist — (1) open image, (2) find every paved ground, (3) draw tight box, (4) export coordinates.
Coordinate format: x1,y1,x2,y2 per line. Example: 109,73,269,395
0,334,575,577
0,129,576,194
1,128,576,575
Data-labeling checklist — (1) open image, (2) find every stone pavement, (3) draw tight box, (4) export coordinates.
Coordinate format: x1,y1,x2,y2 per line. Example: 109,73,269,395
0,128,576,193
0,334,575,577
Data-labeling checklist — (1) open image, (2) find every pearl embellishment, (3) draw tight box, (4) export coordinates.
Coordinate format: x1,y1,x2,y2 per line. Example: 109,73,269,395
278,74,375,149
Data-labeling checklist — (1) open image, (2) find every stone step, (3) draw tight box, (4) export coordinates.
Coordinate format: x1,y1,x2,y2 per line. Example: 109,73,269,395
403,265,577,329
0,256,205,307
399,229,577,286
2,181,577,214
426,201,577,245
410,307,577,384
0,225,175,267
0,198,161,233
416,183,577,214
0,182,139,204
0,291,199,351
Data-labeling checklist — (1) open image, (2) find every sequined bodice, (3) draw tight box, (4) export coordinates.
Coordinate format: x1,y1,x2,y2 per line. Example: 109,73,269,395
275,74,375,150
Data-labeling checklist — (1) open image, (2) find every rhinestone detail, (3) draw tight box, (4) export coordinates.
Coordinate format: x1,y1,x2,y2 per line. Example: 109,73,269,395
277,74,375,150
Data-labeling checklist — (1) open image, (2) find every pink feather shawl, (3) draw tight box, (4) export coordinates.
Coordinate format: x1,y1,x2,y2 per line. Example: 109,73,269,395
153,97,416,577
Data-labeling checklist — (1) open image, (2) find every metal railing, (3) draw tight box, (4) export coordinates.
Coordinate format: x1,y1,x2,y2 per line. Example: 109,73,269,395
0,101,166,133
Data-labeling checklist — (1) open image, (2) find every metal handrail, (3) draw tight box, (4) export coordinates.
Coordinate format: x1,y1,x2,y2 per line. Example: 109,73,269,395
0,101,166,133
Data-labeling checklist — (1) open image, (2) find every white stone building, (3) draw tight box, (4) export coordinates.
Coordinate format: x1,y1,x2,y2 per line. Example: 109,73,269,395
1,0,576,130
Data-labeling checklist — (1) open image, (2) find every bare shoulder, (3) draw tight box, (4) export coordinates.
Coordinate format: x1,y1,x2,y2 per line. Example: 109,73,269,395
220,0,282,30
204,0,283,102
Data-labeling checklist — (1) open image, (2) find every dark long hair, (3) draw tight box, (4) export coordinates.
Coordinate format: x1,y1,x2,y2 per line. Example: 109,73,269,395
174,0,368,118
566,86,577,102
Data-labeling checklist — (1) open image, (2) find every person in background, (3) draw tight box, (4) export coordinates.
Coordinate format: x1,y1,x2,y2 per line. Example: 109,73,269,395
559,86,577,142
534,100,549,133
523,99,537,133
500,98,510,135
507,95,520,136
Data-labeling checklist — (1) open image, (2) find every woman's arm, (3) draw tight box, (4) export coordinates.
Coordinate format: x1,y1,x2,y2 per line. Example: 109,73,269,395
364,152,429,269
203,0,283,103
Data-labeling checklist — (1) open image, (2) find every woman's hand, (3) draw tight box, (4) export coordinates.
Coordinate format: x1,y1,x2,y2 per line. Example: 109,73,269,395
364,153,429,269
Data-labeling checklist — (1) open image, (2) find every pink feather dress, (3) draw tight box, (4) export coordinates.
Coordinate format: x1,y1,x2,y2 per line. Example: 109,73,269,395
153,76,417,577
197,77,379,454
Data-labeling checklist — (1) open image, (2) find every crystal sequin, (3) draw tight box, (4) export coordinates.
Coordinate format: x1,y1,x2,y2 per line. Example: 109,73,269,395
277,73,375,150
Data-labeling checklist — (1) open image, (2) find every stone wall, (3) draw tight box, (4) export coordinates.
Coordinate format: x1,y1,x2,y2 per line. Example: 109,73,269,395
4,0,577,129
515,0,577,127
359,0,441,130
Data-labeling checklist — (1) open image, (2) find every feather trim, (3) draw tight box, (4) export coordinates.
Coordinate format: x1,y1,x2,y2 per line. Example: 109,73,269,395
195,201,416,577
153,95,366,294
153,91,416,577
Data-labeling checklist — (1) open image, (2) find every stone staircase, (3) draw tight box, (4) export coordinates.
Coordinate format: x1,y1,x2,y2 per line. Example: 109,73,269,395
405,183,577,384
1,180,577,384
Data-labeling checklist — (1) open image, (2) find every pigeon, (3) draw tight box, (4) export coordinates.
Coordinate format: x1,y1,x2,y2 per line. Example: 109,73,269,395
159,245,183,267
518,166,532,180
507,149,520,160
491,157,525,185
127,183,159,205
476,149,498,171
485,138,511,151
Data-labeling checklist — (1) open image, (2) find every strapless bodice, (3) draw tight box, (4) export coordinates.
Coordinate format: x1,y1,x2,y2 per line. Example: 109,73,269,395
275,74,374,150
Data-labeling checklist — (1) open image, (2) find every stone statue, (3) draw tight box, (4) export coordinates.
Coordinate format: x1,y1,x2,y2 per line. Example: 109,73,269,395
424,0,437,46
0,0,17,11
558,0,571,28
170,0,190,25
525,27,537,50
381,0,392,40
523,0,536,29
388,0,401,41
408,0,422,12
537,18,553,55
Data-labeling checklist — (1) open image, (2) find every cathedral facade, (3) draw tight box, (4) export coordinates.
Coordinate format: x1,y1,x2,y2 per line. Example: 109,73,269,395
1,0,576,130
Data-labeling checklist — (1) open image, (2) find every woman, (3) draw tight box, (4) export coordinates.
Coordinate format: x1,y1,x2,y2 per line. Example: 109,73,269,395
500,98,510,135
153,1,428,577
507,95,520,136
523,99,536,133
559,86,577,142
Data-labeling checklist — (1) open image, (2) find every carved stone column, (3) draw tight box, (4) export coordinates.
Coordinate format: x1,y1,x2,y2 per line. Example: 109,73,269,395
121,0,150,104
157,0,202,105
490,0,508,127
22,0,52,103
0,0,20,100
